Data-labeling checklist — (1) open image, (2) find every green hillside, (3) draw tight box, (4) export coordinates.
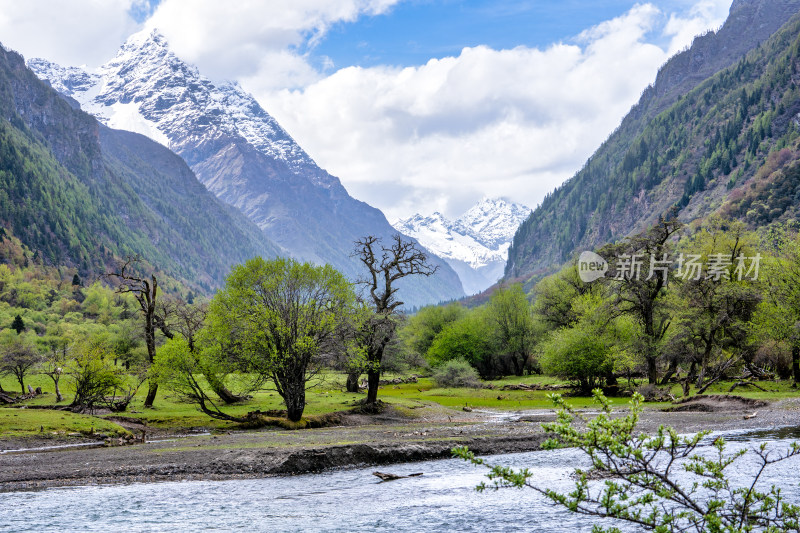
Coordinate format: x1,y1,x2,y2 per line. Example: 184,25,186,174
0,44,279,291
507,4,800,284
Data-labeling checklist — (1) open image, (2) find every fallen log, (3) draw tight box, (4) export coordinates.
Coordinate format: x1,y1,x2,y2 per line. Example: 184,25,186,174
728,381,768,393
373,471,423,481
0,392,16,404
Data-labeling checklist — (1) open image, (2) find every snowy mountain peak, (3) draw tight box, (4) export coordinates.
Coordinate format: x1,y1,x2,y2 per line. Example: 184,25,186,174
27,33,467,305
393,198,530,295
455,197,532,249
28,29,318,173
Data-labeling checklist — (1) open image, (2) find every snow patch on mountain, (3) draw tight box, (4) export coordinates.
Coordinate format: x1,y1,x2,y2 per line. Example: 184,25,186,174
393,198,530,295
26,29,468,306
28,29,317,176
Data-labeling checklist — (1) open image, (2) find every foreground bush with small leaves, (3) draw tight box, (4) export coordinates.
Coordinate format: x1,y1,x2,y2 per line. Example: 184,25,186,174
432,358,482,388
454,390,800,532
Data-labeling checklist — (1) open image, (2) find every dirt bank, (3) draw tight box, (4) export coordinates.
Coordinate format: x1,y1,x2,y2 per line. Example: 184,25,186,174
2,397,799,492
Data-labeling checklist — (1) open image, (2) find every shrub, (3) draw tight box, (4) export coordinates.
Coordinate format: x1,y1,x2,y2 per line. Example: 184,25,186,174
432,358,482,388
539,323,614,393
427,311,501,378
67,341,126,412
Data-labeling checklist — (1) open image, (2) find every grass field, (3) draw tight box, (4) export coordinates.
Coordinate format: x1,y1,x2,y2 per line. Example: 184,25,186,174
2,370,800,439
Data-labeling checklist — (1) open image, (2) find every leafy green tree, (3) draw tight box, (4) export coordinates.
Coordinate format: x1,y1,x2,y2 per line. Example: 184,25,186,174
538,308,617,393
10,314,24,334
669,219,761,390
427,309,499,379
486,284,536,376
66,340,126,412
600,214,683,384
532,264,593,330
204,257,356,421
165,299,244,404
754,226,800,384
153,335,250,422
456,390,800,532
401,303,466,359
0,331,39,393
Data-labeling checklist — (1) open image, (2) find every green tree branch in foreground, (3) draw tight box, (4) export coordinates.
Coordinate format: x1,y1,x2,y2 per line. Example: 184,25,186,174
455,391,800,532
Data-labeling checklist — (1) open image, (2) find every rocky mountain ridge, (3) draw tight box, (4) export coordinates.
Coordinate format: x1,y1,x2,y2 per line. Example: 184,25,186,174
30,30,464,306
394,198,530,294
507,0,800,284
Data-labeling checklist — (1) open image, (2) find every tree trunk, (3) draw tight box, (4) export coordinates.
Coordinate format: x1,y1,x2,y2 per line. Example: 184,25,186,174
144,381,158,408
687,360,697,383
647,356,657,385
54,380,62,403
793,345,800,385
143,309,158,407
695,336,715,389
366,369,380,405
512,354,524,376
18,378,25,394
285,386,306,422
212,384,245,404
346,372,360,393
659,359,678,385
205,373,245,404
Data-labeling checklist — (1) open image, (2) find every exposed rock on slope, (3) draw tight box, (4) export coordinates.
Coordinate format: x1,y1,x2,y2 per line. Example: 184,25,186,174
29,31,464,306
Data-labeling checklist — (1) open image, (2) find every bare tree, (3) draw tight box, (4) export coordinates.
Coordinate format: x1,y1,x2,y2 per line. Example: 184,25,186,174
353,235,437,406
105,256,168,407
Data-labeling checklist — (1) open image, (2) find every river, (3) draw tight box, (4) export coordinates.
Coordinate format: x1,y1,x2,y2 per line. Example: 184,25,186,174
3,427,800,532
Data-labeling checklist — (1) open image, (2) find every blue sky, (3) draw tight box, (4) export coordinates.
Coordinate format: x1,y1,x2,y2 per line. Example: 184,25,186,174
129,0,723,71
314,0,681,69
0,0,732,219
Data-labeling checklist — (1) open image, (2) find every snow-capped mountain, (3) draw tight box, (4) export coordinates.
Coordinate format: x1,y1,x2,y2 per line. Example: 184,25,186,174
28,29,465,307
393,198,530,295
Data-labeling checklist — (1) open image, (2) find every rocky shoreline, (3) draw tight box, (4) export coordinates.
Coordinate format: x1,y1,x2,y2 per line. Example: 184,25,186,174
2,398,799,492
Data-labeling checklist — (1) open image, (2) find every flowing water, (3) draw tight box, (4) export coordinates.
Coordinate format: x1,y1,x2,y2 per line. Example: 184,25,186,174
2,428,800,532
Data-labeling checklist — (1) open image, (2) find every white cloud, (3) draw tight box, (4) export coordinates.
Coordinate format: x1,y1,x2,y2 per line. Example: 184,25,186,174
663,0,729,54
144,0,402,87
0,0,730,221
256,2,726,221
0,0,139,66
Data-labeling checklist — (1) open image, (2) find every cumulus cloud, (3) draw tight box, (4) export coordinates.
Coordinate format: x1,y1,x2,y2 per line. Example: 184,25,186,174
0,0,139,66
144,0,402,87
0,0,731,221
663,0,729,54
256,2,727,220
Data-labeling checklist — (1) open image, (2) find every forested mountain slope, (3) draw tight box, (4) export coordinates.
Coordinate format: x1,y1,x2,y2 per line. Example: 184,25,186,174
0,43,280,291
30,31,465,307
507,0,800,281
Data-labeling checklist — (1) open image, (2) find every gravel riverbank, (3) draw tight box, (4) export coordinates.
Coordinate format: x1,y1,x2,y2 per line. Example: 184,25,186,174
2,397,799,492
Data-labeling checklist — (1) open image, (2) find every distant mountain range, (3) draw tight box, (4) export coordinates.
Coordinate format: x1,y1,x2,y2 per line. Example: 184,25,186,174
0,42,281,292
507,0,800,285
28,30,464,306
394,198,530,294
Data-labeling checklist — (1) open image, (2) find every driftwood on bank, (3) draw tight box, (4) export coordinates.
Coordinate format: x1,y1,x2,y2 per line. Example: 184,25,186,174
500,383,568,391
373,471,423,481
728,381,768,393
0,391,41,404
0,392,16,404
